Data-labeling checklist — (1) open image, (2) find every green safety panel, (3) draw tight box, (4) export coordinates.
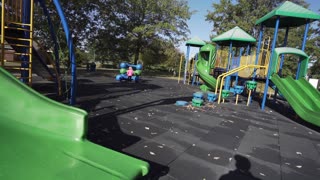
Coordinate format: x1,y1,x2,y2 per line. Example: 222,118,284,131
269,47,309,79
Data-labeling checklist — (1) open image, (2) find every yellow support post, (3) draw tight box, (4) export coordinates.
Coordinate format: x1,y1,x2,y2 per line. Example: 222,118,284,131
187,58,194,85
235,94,239,105
1,0,5,67
28,0,34,86
178,55,184,83
247,90,252,106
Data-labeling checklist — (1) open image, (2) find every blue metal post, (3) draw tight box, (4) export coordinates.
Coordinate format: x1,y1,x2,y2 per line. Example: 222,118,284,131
183,45,190,84
296,21,309,79
274,26,289,101
21,0,31,83
234,47,243,86
278,26,289,76
224,41,233,90
246,45,250,56
261,17,280,110
248,44,257,104
192,53,198,86
53,0,77,105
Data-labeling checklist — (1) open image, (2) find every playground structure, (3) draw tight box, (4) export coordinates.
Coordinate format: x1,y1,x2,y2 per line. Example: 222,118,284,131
178,54,200,85
182,1,320,127
0,0,77,104
0,0,150,179
115,62,143,82
178,36,206,85
180,35,272,94
214,36,272,79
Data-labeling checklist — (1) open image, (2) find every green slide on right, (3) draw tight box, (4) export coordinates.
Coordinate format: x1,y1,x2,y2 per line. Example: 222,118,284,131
196,59,217,91
270,74,320,126
0,67,149,180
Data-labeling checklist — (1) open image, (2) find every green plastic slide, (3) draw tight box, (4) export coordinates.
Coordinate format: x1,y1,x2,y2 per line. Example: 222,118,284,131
196,59,217,91
195,44,217,91
270,74,320,126
0,67,149,179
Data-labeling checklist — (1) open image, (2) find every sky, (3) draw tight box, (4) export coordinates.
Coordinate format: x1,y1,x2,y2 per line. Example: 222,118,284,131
179,0,320,56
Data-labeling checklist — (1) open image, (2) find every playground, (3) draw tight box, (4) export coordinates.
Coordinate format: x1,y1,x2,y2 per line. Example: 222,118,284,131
34,70,320,180
1,0,320,180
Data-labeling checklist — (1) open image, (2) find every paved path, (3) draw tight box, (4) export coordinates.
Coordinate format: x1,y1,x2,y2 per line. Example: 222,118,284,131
75,74,320,180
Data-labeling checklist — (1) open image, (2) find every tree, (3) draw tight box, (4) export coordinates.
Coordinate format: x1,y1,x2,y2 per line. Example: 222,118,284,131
309,11,320,79
34,0,99,48
33,0,190,70
141,38,182,70
33,0,102,68
206,0,308,37
96,0,191,64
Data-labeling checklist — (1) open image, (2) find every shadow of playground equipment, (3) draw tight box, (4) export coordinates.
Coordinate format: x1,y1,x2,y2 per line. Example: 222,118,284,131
87,112,170,180
219,155,261,180
73,77,193,179
86,96,192,179
265,99,320,133
28,74,172,179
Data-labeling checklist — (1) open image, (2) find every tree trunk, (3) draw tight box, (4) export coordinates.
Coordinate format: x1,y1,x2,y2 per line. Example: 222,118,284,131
134,45,140,65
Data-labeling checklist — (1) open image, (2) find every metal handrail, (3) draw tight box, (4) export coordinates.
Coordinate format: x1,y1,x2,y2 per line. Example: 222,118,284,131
215,64,267,104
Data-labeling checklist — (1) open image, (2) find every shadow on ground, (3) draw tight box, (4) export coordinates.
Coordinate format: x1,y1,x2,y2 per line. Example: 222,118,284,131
77,77,193,179
219,155,261,180
265,99,320,132
86,95,192,179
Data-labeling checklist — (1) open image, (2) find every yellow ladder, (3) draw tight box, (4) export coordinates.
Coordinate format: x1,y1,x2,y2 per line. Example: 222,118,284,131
1,0,34,86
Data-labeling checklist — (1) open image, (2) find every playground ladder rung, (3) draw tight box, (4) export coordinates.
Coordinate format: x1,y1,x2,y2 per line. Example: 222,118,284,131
3,59,31,63
4,26,32,32
5,43,31,48
4,21,31,27
3,47,14,50
4,51,31,56
4,67,30,71
12,76,32,80
4,59,30,63
4,36,32,42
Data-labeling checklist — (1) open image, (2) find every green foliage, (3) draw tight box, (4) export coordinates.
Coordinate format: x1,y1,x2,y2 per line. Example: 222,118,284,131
140,38,182,71
75,49,91,66
32,0,190,70
120,0,190,64
309,18,320,78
